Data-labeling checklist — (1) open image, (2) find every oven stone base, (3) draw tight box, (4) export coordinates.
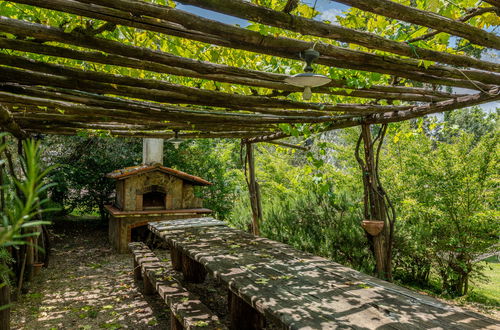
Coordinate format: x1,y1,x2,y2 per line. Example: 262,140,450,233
107,208,211,253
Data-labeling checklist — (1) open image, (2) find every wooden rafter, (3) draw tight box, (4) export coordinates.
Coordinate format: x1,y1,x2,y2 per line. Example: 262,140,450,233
176,0,499,72
248,87,500,142
332,0,500,49
0,38,459,102
0,54,415,114
1,4,498,90
0,0,497,140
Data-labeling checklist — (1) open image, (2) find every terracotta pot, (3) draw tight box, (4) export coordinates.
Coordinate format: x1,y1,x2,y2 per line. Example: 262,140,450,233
33,262,44,276
361,220,384,236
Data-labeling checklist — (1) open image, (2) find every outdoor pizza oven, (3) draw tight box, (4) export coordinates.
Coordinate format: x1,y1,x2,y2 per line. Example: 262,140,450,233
105,138,212,253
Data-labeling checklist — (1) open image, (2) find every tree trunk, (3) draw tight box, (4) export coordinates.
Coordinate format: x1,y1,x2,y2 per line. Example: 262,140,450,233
0,282,9,330
245,142,261,236
358,124,393,281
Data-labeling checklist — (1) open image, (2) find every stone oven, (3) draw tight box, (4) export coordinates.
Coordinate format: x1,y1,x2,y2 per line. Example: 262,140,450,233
105,139,212,253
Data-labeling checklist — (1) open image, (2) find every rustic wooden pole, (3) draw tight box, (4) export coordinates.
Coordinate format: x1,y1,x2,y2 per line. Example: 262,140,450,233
176,0,499,71
0,282,9,330
245,142,261,236
359,124,392,281
333,0,500,49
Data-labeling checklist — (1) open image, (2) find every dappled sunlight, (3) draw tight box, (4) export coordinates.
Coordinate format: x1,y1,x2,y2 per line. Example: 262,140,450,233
149,219,500,329
11,223,169,329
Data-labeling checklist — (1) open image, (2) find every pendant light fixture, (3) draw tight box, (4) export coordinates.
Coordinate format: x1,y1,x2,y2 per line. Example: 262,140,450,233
168,129,183,149
284,48,331,100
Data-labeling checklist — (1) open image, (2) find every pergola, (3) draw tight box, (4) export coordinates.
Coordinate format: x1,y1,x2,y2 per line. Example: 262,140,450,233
0,0,499,280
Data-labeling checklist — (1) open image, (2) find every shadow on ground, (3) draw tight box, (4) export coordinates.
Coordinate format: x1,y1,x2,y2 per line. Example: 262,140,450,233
11,218,170,330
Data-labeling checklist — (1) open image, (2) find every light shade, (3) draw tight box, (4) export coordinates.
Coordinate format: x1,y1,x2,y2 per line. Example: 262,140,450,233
284,72,331,88
168,138,183,149
168,130,183,149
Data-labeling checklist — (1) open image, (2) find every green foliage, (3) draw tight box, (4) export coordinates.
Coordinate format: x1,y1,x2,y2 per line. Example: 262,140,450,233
163,139,242,220
0,137,55,247
42,136,241,220
42,136,142,219
261,188,373,273
383,114,499,296
0,136,55,308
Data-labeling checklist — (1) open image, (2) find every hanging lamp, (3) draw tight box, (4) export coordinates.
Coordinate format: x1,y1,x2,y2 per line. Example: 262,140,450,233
284,48,331,100
168,129,183,149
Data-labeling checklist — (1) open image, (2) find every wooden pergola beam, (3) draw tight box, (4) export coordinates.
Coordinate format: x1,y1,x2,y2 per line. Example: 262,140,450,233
8,108,276,132
0,103,28,139
408,7,500,43
268,141,309,151
63,0,499,88
0,37,461,103
21,126,269,139
0,64,416,115
248,87,500,142
1,6,497,90
332,0,500,49
176,0,499,72
0,90,353,126
483,0,500,7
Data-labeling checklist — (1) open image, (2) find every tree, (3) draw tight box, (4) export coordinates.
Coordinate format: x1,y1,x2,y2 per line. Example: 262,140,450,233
42,135,141,219
384,113,499,296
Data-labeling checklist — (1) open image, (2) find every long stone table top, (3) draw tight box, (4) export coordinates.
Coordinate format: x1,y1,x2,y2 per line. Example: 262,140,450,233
149,217,499,330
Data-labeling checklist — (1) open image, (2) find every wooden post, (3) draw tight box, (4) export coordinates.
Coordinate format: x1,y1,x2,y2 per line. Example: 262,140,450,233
26,238,34,282
170,247,183,271
245,142,261,236
181,255,207,283
228,290,265,330
0,282,9,330
142,272,155,295
133,259,142,281
358,124,393,281
170,311,183,330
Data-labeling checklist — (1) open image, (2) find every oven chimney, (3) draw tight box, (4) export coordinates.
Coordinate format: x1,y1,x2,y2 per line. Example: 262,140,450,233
142,138,164,165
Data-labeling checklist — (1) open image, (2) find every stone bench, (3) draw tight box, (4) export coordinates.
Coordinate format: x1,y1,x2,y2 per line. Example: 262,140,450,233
128,242,227,330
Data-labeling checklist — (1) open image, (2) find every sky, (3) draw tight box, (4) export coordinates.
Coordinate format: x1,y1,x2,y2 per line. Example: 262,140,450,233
174,1,498,113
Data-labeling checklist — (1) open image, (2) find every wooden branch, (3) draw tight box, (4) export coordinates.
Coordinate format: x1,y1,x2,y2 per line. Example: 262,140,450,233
0,89,344,126
248,87,500,142
267,141,308,151
22,126,268,139
2,6,497,90
0,64,416,115
0,84,298,126
0,38,461,102
368,87,500,124
0,103,28,139
408,7,500,43
483,0,500,7
67,0,499,87
332,0,500,49
8,107,275,132
176,0,499,72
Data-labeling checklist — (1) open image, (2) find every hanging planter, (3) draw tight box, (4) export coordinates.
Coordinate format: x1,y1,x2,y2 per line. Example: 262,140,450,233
361,220,384,236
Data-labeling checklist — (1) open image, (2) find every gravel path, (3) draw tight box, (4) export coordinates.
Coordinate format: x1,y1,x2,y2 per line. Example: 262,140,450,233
11,220,170,330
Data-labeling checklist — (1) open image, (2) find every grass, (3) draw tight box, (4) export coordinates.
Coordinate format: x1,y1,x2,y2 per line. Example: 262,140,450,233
464,260,500,307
